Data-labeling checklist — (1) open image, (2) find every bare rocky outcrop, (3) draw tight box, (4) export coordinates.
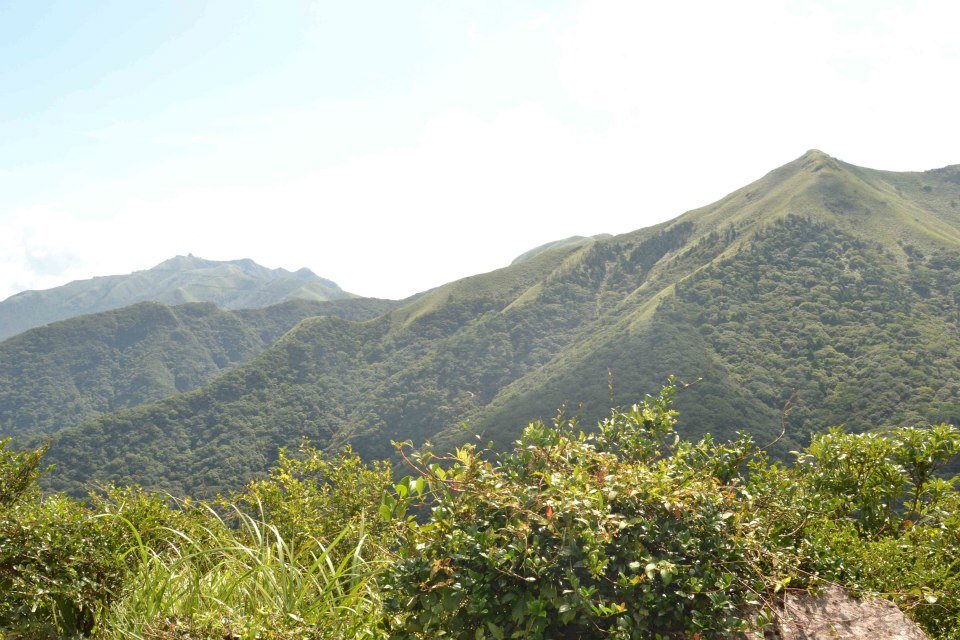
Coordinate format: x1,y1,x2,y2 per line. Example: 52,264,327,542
744,585,928,639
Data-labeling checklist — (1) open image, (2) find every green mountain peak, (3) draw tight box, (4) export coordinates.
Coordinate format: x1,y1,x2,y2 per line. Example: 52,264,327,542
800,147,831,161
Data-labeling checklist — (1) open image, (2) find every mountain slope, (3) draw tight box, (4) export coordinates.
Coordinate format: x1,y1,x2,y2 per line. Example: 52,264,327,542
0,255,355,341
40,151,960,496
442,151,960,448
0,297,397,439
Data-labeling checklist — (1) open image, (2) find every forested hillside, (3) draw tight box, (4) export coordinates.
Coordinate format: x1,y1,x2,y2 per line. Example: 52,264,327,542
0,255,355,341
0,297,397,439
37,150,960,496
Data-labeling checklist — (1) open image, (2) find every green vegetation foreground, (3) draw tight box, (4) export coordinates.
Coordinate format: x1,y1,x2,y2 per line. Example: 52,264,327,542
2,384,960,638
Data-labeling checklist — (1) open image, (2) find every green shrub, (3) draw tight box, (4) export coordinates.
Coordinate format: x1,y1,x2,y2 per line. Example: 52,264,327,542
787,424,960,637
381,384,960,639
0,490,124,638
382,384,792,639
232,441,394,553
0,438,47,509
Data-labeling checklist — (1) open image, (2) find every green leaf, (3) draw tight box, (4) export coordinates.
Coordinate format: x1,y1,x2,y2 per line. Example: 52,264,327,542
486,621,504,640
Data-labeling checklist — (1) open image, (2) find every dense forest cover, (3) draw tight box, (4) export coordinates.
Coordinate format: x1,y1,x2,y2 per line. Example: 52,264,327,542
0,297,397,439
2,386,959,638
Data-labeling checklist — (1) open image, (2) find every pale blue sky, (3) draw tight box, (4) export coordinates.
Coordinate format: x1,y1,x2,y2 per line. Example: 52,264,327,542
2,1,959,299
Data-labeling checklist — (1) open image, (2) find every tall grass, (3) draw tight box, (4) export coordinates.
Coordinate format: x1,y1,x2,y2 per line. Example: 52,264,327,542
99,504,383,640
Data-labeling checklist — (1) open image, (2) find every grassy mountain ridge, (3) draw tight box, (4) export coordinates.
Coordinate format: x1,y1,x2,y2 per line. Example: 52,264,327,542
0,255,355,341
440,151,960,450
509,234,612,265
39,151,960,496
0,297,397,440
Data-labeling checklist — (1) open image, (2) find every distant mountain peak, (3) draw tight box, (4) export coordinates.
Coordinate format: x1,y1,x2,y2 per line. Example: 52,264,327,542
0,256,354,341
156,254,215,270
295,267,319,280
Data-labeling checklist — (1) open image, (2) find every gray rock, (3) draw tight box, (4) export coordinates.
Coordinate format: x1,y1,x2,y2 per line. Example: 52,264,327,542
744,585,928,639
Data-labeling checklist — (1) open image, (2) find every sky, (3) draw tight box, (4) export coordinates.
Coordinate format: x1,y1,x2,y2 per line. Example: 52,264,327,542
1,0,959,301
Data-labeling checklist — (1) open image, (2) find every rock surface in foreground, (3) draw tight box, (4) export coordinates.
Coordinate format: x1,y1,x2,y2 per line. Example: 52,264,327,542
753,585,928,639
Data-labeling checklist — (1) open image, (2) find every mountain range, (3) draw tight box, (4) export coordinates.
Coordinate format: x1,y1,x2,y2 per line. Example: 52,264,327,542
6,150,960,497
0,255,353,341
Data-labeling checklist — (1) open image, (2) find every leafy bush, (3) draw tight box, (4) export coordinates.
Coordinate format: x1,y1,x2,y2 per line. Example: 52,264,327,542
88,484,219,559
0,441,125,638
232,441,394,553
0,438,47,509
382,384,794,639
382,384,960,639
787,424,960,637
